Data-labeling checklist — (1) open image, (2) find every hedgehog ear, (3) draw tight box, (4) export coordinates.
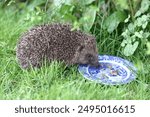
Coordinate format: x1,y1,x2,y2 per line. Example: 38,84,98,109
77,45,85,52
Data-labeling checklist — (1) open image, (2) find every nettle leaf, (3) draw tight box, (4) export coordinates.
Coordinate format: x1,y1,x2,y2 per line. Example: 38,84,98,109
142,22,148,29
135,11,141,17
140,0,150,13
103,11,127,33
121,29,130,38
128,23,134,33
126,38,132,44
135,15,149,28
146,42,150,55
136,17,142,27
123,41,139,56
80,5,98,32
124,15,130,23
143,32,150,38
121,40,127,47
134,31,143,39
141,15,149,28
131,35,136,42
135,0,150,17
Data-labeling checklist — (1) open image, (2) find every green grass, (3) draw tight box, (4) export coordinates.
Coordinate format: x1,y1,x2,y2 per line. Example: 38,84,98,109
0,9,150,100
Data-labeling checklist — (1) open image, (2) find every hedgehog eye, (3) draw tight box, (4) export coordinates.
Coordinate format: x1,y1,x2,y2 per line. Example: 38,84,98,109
86,54,93,61
78,45,85,52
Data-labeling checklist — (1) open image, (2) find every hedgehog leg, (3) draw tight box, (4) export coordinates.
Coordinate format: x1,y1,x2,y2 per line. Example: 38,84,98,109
19,59,31,69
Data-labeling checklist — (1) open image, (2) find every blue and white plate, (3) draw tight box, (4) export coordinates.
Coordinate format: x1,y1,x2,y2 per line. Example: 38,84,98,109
78,55,137,85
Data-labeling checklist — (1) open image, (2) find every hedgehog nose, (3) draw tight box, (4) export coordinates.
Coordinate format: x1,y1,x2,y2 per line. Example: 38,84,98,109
91,62,100,68
95,63,100,68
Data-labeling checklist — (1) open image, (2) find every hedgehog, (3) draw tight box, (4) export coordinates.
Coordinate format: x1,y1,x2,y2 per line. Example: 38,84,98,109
16,23,99,69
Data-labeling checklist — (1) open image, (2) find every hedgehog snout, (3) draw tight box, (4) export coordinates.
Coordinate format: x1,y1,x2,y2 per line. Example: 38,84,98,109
89,60,100,67
87,54,99,67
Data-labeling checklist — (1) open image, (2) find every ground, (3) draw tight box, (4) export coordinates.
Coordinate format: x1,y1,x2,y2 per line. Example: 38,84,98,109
0,9,150,100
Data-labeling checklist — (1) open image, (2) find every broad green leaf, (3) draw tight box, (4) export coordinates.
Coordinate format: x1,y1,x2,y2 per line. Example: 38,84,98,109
84,0,95,5
27,0,46,11
114,0,129,10
59,5,74,14
123,41,139,56
103,11,127,33
77,0,95,5
59,4,76,22
63,13,77,22
80,5,98,32
53,0,73,6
